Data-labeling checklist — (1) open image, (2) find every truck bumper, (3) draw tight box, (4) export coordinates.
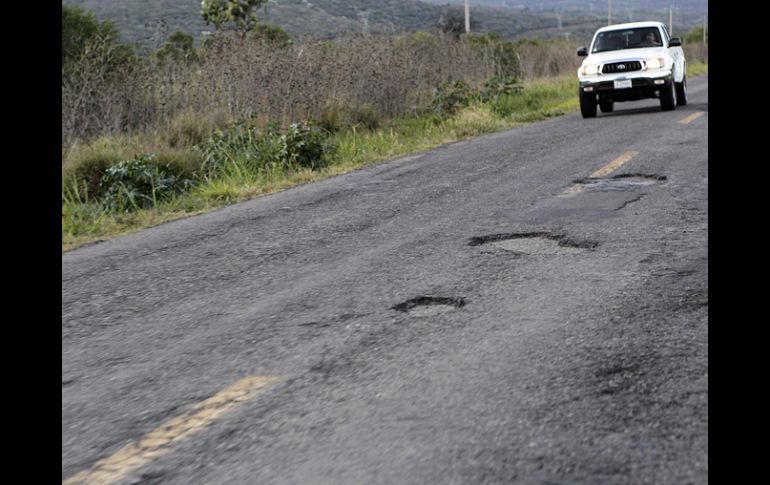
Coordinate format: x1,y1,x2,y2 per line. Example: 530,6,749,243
579,74,673,102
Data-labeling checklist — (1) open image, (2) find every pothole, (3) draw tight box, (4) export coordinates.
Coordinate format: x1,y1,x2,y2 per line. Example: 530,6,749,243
469,232,597,254
393,296,466,316
575,173,666,192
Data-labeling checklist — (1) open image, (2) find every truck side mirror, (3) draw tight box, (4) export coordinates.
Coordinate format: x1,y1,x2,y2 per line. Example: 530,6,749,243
668,37,682,47
577,47,588,57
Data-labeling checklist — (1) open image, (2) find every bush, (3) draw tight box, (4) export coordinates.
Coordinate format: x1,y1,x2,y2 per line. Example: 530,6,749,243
480,76,523,103
197,120,283,177
164,110,231,148
99,154,193,212
153,148,204,179
467,32,521,78
64,140,128,196
320,101,346,132
348,104,380,130
320,101,381,132
197,119,335,177
432,80,478,116
63,32,494,146
491,91,538,118
281,122,334,170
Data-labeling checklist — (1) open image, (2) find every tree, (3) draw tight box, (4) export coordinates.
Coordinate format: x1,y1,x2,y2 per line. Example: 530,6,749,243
201,0,230,31
62,5,131,68
201,0,268,39
249,23,293,47
155,30,199,64
229,0,267,37
62,5,134,76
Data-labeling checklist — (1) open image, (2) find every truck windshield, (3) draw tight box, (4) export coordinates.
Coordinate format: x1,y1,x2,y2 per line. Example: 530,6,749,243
592,27,662,53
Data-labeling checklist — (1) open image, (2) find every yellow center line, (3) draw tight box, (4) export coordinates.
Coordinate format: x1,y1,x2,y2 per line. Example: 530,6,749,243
589,151,639,178
559,151,640,197
560,184,585,197
63,375,280,485
679,111,705,124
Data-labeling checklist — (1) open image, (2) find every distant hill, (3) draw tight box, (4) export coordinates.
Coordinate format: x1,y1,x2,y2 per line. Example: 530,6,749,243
422,1,707,12
62,0,705,50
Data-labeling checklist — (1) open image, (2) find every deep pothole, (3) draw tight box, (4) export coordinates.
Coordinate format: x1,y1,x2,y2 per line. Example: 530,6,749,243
575,173,667,192
392,296,466,316
469,232,597,254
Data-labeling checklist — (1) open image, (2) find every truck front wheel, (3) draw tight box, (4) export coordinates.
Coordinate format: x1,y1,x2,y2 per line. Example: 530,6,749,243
675,75,688,106
660,80,677,111
580,90,597,118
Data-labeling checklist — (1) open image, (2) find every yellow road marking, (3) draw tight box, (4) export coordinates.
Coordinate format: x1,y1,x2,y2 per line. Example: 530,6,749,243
63,375,280,485
559,151,640,197
559,184,585,197
679,111,705,124
589,151,639,179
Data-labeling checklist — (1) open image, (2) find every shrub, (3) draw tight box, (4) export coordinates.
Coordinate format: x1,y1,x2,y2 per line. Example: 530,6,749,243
153,148,204,179
197,120,284,177
347,104,380,130
99,154,193,212
164,110,231,148
281,122,335,170
63,32,494,146
319,101,347,132
432,80,478,116
480,76,523,103
63,140,128,196
320,101,381,132
491,91,539,118
467,32,521,78
197,119,335,177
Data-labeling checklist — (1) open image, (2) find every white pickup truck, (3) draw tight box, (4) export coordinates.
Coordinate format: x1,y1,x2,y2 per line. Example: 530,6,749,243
576,21,687,118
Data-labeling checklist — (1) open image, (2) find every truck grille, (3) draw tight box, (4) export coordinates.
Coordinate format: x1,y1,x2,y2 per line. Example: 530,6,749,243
602,61,642,74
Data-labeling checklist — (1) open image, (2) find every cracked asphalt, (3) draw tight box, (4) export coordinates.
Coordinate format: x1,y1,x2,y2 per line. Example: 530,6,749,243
62,76,708,484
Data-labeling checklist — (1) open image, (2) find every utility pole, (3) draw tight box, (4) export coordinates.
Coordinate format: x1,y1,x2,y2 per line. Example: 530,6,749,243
464,0,470,33
608,0,612,26
703,13,707,44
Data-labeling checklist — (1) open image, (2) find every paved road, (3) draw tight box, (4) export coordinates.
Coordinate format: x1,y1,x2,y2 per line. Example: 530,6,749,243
63,77,708,484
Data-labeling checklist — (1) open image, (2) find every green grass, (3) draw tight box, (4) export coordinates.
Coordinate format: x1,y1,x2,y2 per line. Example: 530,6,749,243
687,60,708,78
62,74,581,252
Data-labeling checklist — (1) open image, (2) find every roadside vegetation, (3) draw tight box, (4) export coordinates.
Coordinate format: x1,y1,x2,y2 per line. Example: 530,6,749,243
62,4,708,252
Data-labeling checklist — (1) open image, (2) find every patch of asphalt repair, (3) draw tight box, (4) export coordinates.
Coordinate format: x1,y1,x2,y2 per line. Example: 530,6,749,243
468,231,598,255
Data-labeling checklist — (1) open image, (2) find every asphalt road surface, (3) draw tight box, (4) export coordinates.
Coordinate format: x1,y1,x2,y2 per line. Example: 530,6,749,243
63,76,708,484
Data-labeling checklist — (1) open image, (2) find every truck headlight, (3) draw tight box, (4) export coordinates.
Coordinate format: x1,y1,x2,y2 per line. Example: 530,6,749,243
580,64,601,76
645,58,666,70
